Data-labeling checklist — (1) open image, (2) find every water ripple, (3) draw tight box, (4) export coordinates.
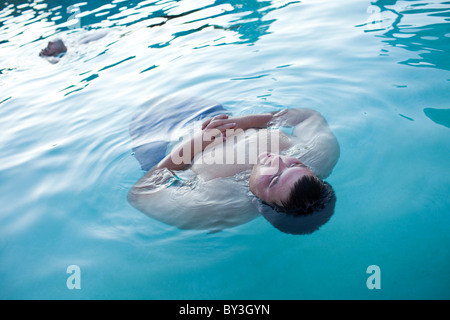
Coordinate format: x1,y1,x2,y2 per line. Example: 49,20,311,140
1,0,449,299
356,0,450,70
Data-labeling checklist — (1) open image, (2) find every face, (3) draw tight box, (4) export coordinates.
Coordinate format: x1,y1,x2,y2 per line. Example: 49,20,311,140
249,152,316,206
40,40,66,57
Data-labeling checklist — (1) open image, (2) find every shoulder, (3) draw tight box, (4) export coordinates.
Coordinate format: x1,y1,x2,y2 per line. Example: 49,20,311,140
127,168,183,203
287,112,340,178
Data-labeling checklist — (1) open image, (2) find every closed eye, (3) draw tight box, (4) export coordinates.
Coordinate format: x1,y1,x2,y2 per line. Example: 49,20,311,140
290,163,306,168
269,174,280,188
269,164,307,188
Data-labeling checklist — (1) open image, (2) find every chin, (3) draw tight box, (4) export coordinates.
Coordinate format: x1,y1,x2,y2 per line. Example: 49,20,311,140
248,165,265,199
248,166,258,192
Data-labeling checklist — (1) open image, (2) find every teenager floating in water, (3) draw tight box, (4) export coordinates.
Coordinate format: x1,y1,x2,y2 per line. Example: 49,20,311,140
39,30,108,63
127,96,340,235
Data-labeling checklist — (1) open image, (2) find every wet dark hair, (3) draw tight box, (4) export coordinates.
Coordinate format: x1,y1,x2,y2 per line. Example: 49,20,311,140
257,179,337,235
283,175,324,214
267,175,327,216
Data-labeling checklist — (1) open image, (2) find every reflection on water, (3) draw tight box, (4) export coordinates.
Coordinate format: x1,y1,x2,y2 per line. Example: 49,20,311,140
0,0,449,300
356,0,450,71
145,0,281,48
1,0,298,45
0,0,300,97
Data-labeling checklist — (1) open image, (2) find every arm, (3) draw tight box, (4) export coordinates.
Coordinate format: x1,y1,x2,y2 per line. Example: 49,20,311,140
276,109,340,179
202,113,275,131
201,108,320,132
269,108,321,128
156,115,237,171
129,115,236,196
130,108,326,193
127,117,257,230
204,108,339,179
127,133,206,212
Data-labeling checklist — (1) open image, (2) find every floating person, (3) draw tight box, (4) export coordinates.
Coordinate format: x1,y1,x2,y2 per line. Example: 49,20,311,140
127,96,340,235
39,30,109,63
39,38,67,58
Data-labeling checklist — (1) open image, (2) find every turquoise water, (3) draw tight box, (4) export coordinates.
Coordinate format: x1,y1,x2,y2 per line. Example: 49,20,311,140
1,0,449,299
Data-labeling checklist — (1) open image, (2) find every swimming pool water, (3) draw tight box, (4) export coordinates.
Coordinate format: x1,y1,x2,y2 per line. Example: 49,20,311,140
0,0,449,299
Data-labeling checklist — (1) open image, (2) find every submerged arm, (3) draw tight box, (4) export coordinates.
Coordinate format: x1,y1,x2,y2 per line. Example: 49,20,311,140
269,108,321,128
127,132,207,212
207,108,340,178
129,116,236,198
127,117,256,230
202,108,321,132
156,116,237,172
276,109,340,179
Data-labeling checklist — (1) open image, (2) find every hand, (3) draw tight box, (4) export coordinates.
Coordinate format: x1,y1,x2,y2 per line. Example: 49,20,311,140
202,113,275,133
201,114,237,139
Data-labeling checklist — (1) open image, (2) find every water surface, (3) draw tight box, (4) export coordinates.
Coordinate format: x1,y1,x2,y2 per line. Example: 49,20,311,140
0,0,449,299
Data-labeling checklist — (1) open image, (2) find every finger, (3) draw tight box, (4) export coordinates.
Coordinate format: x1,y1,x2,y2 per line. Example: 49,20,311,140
221,122,236,130
216,122,237,135
220,124,236,142
203,123,235,140
205,119,231,131
214,114,229,120
201,114,228,130
201,118,212,130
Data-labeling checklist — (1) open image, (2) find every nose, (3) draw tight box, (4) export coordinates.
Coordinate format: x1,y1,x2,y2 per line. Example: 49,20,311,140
270,154,287,170
258,152,269,164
